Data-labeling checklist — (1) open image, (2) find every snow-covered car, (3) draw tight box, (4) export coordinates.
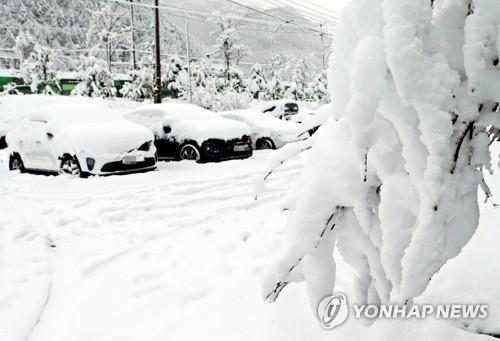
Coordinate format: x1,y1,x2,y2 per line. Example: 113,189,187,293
219,109,304,150
6,111,157,177
261,100,299,121
123,103,252,163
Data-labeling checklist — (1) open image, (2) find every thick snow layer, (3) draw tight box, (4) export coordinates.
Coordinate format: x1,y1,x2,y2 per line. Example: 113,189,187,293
219,109,301,139
3,95,153,156
124,103,251,144
0,147,498,340
0,95,141,137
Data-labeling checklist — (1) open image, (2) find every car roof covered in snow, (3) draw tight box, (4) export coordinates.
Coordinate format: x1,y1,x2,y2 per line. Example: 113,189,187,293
0,95,132,136
219,109,300,136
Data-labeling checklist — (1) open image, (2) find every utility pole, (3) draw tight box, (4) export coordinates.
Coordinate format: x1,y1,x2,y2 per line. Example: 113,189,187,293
320,22,326,69
185,20,193,103
153,0,162,104
129,0,137,70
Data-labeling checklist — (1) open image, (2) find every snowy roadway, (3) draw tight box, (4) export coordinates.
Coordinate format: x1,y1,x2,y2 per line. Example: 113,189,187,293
0,150,499,340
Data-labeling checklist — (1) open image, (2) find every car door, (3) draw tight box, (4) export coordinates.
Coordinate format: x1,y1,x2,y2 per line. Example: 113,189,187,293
154,124,179,160
22,120,57,171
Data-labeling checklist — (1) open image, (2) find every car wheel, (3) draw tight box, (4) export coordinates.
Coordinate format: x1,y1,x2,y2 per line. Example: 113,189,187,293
9,153,25,173
256,138,276,150
60,156,83,177
179,144,201,162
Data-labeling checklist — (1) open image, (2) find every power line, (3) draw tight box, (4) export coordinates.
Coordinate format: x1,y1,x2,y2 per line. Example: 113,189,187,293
221,0,330,36
105,0,332,37
267,0,338,25
280,0,339,20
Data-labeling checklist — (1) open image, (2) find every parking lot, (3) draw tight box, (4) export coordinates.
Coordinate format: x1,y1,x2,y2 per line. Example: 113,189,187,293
1,147,499,340
0,151,319,340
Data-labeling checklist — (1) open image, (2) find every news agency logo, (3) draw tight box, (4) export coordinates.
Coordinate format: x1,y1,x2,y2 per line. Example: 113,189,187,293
317,294,349,329
317,294,489,330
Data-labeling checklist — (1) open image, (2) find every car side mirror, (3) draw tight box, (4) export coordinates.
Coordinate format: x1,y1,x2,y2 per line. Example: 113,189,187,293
163,125,172,134
47,132,54,139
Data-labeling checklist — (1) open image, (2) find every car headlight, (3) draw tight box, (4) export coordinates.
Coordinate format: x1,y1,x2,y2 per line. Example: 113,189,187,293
138,141,152,152
86,158,95,171
205,144,220,154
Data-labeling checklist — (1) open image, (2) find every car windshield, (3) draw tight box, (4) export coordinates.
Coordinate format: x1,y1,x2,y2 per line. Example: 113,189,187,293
284,103,299,113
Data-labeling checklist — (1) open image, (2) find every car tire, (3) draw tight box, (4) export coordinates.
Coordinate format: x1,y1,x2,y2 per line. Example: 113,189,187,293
256,138,276,150
179,143,201,162
59,155,85,178
9,153,25,173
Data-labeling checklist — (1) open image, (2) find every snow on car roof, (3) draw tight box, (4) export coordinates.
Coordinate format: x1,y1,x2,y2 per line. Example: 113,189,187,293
126,103,217,121
0,95,124,136
220,109,300,136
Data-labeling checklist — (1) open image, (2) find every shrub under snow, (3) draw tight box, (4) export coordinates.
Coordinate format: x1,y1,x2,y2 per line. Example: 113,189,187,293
72,55,117,98
263,0,500,326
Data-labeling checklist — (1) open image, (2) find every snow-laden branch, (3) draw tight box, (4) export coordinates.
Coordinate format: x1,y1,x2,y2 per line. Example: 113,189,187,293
263,0,500,320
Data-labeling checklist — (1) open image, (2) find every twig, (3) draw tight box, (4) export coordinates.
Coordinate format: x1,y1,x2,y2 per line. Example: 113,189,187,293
451,121,474,174
264,207,344,302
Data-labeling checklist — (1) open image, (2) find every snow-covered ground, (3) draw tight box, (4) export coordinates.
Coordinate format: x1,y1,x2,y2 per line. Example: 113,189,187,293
0,148,498,340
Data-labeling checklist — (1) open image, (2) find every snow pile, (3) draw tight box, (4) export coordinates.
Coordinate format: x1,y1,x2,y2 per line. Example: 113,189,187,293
263,0,500,334
124,103,251,144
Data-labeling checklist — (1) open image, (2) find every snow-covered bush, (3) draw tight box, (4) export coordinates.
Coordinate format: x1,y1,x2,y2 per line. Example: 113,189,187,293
268,55,287,100
263,0,500,324
307,70,330,103
164,55,188,99
227,68,247,93
120,56,154,101
72,55,117,98
287,59,309,101
248,63,269,100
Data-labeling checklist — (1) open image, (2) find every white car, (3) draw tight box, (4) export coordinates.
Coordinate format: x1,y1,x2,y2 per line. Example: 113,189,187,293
219,109,304,150
7,110,157,177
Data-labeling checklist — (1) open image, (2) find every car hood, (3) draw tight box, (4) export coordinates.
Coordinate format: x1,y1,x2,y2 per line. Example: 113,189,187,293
172,118,250,144
54,121,154,156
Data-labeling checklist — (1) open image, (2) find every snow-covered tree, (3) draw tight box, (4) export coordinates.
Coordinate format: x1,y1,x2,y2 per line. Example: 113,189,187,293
208,10,251,81
86,2,130,72
164,55,189,99
120,56,154,101
263,0,500,327
15,31,35,64
72,55,116,98
268,55,287,100
287,59,309,101
227,67,247,94
248,63,269,100
307,70,330,103
20,44,60,94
